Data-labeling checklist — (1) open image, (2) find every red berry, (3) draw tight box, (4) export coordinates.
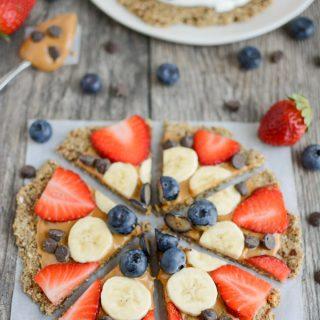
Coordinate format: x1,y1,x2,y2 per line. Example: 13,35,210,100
258,94,312,146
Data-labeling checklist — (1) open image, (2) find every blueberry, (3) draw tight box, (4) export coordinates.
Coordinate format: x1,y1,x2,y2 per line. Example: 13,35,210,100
80,73,102,94
107,205,137,234
157,63,180,86
187,200,217,226
29,120,52,143
237,46,262,70
155,229,178,252
158,176,180,202
286,17,315,40
160,247,186,274
301,144,320,171
120,249,148,278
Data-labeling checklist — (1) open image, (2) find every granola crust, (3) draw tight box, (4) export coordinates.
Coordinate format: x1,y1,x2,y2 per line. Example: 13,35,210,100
118,0,272,27
13,160,58,315
159,122,265,213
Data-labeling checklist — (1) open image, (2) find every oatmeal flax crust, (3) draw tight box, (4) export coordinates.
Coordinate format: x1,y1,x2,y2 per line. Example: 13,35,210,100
13,161,58,315
118,0,272,27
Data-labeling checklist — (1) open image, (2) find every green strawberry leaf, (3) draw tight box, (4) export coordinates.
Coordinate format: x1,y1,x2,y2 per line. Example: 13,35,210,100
0,31,10,43
289,93,313,128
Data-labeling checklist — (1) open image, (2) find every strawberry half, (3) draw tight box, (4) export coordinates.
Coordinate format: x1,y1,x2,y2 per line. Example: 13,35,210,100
167,301,182,320
34,262,99,305
59,280,101,320
210,265,272,320
34,167,95,222
91,115,151,166
0,0,36,38
232,185,288,234
193,129,240,165
246,256,291,282
258,94,312,146
143,310,156,320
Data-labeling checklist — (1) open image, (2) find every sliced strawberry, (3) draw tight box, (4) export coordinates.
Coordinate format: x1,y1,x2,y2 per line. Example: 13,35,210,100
193,129,240,165
34,167,96,222
91,115,151,165
34,262,99,305
210,265,272,320
232,185,288,234
246,256,291,282
59,280,101,320
167,301,182,320
143,309,156,320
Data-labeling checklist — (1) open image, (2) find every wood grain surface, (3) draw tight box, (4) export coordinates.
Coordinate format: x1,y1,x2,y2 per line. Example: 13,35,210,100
0,0,319,319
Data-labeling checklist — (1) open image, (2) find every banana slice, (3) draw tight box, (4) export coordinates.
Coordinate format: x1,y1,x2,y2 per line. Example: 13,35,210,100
95,190,116,214
139,158,152,184
186,249,226,272
199,221,244,259
103,162,138,198
68,216,113,263
207,186,241,216
167,267,217,316
163,146,198,183
101,276,152,320
189,166,232,196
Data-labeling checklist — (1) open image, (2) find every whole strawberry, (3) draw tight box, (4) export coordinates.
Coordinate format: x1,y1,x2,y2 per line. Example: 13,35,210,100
0,0,36,39
258,94,312,146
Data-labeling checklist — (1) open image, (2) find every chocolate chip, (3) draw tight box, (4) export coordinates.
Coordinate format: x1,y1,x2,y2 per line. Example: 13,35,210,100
180,135,194,148
105,41,119,54
314,56,320,67
110,83,129,97
308,212,320,227
270,50,284,63
48,229,65,242
314,270,320,284
55,245,70,262
224,100,241,112
47,25,62,38
231,153,247,169
48,46,60,61
99,316,114,320
200,309,218,320
79,154,97,167
31,31,44,42
262,234,276,250
139,233,151,258
129,199,147,213
95,158,110,174
20,165,36,179
245,235,260,249
162,139,178,150
140,183,152,206
164,213,192,233
235,181,249,196
42,238,58,253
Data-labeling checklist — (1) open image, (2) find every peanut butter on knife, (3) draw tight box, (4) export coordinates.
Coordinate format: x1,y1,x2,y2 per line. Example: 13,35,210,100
20,13,77,72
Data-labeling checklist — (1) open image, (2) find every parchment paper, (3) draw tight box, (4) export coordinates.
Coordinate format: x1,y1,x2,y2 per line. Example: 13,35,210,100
10,120,304,320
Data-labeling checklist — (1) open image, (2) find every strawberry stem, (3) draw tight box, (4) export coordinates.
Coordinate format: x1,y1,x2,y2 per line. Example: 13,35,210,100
0,31,10,42
289,93,313,128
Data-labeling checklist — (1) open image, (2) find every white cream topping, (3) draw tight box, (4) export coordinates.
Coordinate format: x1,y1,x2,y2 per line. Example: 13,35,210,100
158,0,250,12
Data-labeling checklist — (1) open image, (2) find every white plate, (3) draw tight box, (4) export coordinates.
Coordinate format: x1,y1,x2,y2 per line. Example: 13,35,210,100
90,0,314,45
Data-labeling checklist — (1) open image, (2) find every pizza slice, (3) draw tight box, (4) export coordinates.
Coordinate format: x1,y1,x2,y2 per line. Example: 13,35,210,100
155,229,279,320
157,122,265,213
57,115,152,214
162,170,303,282
13,160,146,315
58,242,155,320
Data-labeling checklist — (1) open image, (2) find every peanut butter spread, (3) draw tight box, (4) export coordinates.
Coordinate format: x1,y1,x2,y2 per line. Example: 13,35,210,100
36,207,142,267
160,122,265,213
98,266,155,317
20,13,77,72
